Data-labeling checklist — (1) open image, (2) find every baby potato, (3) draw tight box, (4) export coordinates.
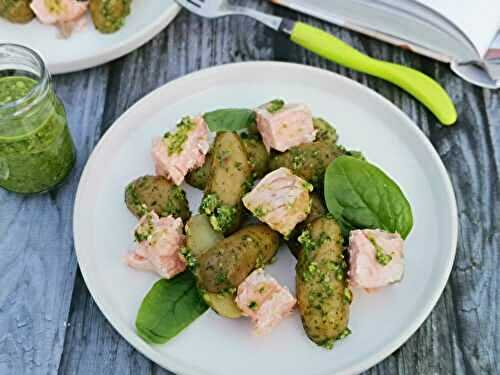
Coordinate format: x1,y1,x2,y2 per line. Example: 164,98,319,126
124,175,190,221
287,193,327,257
296,216,351,349
0,0,34,23
241,135,269,179
203,292,242,319
201,132,252,235
89,0,132,34
186,149,213,190
188,135,268,190
313,117,337,145
185,214,223,258
197,224,279,293
269,141,342,190
184,214,241,318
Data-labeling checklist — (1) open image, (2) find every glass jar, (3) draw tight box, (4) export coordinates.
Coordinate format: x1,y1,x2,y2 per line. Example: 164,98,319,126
0,44,75,194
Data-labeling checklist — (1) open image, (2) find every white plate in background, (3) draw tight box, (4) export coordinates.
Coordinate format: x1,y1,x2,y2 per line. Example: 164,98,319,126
0,1,180,74
74,62,458,375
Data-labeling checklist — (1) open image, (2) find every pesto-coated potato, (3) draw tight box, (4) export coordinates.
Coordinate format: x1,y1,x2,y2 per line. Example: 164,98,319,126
269,141,342,190
197,224,279,293
186,149,213,190
0,0,34,23
184,214,242,318
89,0,132,33
296,216,351,349
287,193,327,257
185,214,223,258
241,135,269,179
203,292,242,319
125,175,190,221
200,132,252,235
313,117,337,145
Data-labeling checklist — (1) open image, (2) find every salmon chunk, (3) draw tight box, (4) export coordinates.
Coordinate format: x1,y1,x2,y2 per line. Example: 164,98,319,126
242,167,312,236
348,229,405,289
256,101,316,152
235,268,296,335
30,0,88,24
152,116,210,185
125,211,186,279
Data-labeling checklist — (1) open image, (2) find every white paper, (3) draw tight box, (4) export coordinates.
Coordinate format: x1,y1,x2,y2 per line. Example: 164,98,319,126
416,0,500,57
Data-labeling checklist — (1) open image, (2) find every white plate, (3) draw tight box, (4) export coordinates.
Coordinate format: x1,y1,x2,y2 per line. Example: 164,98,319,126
74,62,458,375
0,1,180,74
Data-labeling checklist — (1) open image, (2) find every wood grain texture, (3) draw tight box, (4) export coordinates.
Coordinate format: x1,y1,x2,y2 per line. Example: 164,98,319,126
0,1,498,374
0,68,109,375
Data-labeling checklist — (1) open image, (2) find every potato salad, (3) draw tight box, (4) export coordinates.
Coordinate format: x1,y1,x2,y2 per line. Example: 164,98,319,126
125,99,414,349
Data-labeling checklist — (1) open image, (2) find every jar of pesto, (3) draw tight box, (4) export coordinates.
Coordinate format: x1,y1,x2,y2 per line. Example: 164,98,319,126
0,44,75,194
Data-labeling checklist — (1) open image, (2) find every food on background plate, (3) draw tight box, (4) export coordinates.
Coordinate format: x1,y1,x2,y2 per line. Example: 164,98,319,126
242,167,312,237
348,229,405,289
0,0,133,37
125,175,190,221
236,268,296,335
256,100,316,152
123,99,414,348
124,211,186,279
152,116,209,186
89,0,131,33
0,0,34,23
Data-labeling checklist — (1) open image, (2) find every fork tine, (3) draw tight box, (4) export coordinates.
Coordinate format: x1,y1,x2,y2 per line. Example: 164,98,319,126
176,0,205,15
186,0,201,7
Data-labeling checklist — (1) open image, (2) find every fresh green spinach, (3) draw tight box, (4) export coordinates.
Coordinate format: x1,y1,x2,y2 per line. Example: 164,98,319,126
135,272,208,344
324,156,413,239
203,108,256,132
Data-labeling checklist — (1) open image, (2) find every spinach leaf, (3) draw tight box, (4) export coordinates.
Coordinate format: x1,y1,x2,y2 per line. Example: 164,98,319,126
135,272,208,344
203,108,256,132
324,156,413,239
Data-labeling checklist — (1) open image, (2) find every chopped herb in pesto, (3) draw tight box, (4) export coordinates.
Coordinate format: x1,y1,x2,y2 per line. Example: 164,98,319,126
181,247,197,269
337,327,352,340
248,301,258,310
298,229,330,254
266,99,285,113
253,206,267,219
298,230,316,253
200,193,220,215
368,236,393,266
134,213,155,242
215,272,228,285
320,338,335,350
302,181,314,192
200,193,237,232
343,287,352,304
164,117,195,155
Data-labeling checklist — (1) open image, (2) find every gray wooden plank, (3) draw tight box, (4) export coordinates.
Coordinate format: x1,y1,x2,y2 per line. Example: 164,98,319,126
0,67,109,375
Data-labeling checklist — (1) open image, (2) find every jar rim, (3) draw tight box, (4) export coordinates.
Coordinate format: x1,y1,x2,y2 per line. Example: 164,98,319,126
0,43,49,116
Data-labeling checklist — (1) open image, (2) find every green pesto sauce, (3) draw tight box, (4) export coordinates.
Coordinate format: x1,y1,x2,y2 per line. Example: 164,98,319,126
164,117,195,156
0,76,75,194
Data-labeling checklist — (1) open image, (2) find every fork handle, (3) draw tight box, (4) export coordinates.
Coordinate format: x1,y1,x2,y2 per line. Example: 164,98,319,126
289,22,457,125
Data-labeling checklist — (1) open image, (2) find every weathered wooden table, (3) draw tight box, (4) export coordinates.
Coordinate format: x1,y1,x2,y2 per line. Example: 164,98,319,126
1,2,499,374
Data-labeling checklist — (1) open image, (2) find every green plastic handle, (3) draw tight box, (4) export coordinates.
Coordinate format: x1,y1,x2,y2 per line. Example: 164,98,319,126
290,22,457,125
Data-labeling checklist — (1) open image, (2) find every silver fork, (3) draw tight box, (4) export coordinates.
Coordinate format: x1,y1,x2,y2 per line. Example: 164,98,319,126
175,0,457,125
